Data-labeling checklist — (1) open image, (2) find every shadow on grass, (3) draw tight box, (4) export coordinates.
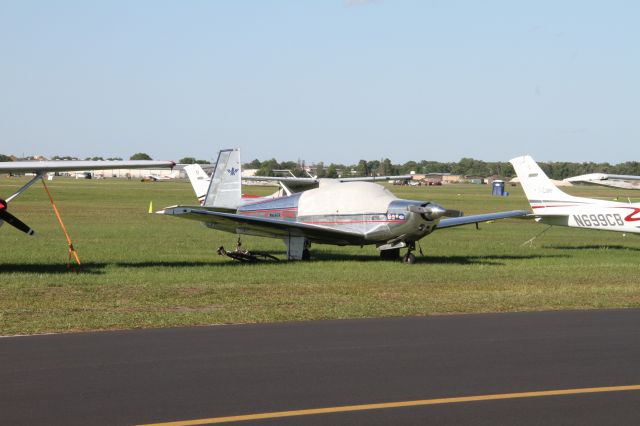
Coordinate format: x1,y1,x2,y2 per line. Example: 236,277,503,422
0,262,107,274
0,253,569,273
0,260,223,274
544,244,640,252
311,252,568,265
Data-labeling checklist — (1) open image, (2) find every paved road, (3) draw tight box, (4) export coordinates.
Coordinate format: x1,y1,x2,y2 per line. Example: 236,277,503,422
2,310,640,425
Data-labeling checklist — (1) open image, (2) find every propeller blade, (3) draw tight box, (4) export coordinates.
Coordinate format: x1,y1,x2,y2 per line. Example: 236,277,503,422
0,200,35,235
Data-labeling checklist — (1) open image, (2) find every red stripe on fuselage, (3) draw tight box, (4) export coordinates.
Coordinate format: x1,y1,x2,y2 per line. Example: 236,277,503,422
302,220,405,225
531,204,581,209
624,207,640,222
241,207,298,213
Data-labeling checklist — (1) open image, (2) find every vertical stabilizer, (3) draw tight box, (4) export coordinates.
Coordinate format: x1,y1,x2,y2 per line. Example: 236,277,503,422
204,149,241,210
184,164,211,204
510,155,575,203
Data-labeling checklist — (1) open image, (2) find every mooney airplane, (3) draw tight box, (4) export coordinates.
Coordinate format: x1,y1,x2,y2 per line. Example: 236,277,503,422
564,173,640,190
510,155,640,234
160,149,527,263
0,159,175,235
184,162,413,205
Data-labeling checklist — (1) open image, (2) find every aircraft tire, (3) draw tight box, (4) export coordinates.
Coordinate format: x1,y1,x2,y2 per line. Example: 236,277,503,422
403,253,416,264
302,249,311,261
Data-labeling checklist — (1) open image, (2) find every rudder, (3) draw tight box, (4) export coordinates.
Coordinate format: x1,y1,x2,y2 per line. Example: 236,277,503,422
510,155,575,203
203,149,242,210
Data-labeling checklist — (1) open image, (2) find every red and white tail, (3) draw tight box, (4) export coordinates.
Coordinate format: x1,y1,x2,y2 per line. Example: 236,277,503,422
510,155,587,210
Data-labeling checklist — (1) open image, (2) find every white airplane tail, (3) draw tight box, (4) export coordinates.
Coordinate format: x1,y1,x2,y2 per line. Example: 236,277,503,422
184,164,211,204
203,149,242,210
510,155,579,205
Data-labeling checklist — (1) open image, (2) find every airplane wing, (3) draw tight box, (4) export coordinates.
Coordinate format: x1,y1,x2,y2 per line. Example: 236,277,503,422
158,206,365,245
242,175,413,192
243,176,318,190
565,173,640,183
435,210,530,229
337,175,413,183
0,160,175,174
564,173,640,190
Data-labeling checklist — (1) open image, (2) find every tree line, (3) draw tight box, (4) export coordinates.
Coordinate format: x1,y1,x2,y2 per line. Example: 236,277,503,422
244,157,640,180
3,153,638,180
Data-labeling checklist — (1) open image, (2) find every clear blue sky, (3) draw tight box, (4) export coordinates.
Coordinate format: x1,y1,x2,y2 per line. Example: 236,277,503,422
1,1,638,164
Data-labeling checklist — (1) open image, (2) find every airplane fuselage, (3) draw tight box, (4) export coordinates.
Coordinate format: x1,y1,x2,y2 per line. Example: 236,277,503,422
203,182,440,246
530,200,640,234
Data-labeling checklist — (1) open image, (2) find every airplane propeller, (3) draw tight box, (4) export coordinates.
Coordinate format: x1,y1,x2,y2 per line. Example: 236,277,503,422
0,198,35,235
409,204,463,220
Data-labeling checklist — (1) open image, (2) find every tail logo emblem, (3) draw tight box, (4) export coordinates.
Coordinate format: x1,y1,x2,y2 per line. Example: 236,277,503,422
227,167,238,176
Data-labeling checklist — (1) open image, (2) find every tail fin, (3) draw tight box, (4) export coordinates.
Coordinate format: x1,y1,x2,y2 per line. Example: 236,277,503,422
184,164,211,205
510,155,576,203
203,149,241,210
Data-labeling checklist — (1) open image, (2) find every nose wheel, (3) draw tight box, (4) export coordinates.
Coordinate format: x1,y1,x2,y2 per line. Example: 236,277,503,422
402,242,417,264
403,252,416,264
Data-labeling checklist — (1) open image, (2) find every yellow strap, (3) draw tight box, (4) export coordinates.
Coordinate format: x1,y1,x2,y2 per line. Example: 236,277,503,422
41,178,81,267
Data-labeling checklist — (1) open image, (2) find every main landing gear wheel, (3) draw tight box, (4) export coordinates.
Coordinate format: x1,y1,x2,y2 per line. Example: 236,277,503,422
302,248,311,261
403,253,416,264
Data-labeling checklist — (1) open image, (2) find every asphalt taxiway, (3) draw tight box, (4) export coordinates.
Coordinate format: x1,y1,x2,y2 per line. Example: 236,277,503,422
2,309,640,425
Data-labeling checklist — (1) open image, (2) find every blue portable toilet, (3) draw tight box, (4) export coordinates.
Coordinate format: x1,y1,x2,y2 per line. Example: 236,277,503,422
492,180,505,196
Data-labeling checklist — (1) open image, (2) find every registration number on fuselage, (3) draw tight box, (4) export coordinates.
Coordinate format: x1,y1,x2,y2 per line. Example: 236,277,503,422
573,213,624,227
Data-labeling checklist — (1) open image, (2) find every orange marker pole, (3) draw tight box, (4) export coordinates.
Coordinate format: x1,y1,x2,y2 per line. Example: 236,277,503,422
41,178,81,268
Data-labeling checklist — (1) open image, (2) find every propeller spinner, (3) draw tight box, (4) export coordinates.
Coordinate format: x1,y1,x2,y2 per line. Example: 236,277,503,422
0,198,35,235
409,203,464,221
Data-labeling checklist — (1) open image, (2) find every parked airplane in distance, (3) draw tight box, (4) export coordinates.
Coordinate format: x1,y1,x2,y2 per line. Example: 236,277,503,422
564,173,640,190
160,149,527,263
141,170,180,182
511,155,640,234
0,159,175,235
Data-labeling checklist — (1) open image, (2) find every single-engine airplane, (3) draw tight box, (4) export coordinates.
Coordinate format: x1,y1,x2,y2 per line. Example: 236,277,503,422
0,159,175,236
511,155,640,234
160,149,527,263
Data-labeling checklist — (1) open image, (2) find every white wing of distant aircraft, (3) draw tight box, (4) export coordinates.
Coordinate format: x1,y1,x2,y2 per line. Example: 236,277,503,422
0,160,175,236
244,174,413,193
510,155,640,234
161,149,527,263
564,173,640,190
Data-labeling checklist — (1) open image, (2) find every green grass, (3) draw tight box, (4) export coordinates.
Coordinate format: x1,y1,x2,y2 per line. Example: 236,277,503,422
1,176,640,335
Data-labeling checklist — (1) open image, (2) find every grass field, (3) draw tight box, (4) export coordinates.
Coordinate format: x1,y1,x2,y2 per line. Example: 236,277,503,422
1,176,639,335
